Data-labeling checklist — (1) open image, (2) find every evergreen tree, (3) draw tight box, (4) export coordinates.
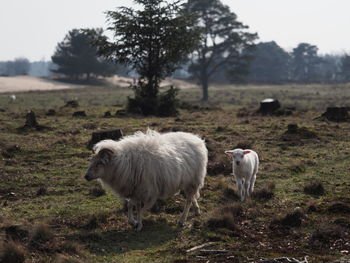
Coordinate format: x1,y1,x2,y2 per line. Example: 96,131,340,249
89,0,199,115
51,29,116,80
247,41,291,83
291,43,321,82
340,54,350,81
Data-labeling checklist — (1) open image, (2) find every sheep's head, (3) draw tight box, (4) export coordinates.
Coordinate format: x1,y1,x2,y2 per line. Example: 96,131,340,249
84,148,114,181
225,149,251,166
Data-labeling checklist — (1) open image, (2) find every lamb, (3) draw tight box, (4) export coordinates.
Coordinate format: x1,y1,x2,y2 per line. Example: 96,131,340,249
225,148,259,201
84,129,208,231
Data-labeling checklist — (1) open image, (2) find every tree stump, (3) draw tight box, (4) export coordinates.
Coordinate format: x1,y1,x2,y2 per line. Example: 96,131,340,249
64,100,79,108
116,109,127,117
46,109,56,116
258,98,281,114
25,110,38,127
320,107,350,122
72,111,86,117
103,111,112,118
87,129,123,150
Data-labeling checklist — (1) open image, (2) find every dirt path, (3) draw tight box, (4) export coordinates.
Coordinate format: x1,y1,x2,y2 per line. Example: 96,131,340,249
0,76,198,93
0,76,85,93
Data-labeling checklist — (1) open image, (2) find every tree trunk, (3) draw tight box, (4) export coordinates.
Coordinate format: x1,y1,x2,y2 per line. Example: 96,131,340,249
201,74,209,101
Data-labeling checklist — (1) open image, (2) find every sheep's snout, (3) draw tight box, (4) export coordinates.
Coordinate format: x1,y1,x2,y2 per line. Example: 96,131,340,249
84,173,94,181
235,161,240,166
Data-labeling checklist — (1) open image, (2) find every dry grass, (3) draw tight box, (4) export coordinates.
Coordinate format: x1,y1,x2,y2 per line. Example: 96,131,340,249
0,82,350,262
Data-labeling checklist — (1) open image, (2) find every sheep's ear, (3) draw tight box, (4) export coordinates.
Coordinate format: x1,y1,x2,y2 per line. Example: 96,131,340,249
225,150,234,156
243,150,251,155
98,149,114,165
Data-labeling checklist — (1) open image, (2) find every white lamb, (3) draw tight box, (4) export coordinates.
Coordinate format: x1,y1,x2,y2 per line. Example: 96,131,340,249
225,149,259,201
84,129,208,231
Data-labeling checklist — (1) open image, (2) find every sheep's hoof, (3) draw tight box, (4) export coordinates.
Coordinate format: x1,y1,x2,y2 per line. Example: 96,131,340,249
134,223,143,232
194,209,201,216
128,219,137,226
177,219,185,227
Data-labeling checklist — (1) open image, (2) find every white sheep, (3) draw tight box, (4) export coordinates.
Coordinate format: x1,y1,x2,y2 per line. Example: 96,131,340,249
225,148,259,201
10,94,16,102
84,129,208,231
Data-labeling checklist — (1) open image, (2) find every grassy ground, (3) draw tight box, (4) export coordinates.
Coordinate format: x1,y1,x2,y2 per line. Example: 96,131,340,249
0,82,349,263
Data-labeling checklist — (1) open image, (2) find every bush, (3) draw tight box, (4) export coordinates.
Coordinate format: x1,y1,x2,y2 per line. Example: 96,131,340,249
303,181,325,196
252,182,275,201
157,86,179,117
29,223,54,248
127,82,179,116
0,241,25,263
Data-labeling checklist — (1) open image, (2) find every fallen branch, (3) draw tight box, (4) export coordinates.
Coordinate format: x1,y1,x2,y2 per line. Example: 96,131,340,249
186,242,215,253
198,249,228,256
260,256,308,263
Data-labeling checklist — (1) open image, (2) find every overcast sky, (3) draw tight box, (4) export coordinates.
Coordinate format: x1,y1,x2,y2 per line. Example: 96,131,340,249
0,0,349,61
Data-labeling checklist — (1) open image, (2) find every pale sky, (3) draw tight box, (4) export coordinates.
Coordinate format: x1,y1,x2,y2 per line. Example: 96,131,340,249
0,0,349,61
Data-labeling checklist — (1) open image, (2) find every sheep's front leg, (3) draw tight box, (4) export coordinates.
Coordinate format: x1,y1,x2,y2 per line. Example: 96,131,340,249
134,201,144,232
127,200,137,227
236,178,244,201
244,180,251,200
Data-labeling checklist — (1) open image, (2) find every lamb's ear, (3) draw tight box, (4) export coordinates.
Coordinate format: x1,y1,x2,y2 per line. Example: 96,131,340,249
98,149,114,165
243,150,251,155
225,150,234,156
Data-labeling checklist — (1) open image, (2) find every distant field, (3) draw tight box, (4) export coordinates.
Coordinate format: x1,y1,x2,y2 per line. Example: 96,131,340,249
0,81,349,263
0,77,349,111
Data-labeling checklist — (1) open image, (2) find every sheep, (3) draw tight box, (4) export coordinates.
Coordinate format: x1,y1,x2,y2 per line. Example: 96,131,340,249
84,129,208,231
225,149,259,201
10,94,16,102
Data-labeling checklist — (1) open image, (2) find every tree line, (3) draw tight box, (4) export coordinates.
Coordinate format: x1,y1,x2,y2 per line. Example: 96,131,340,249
1,0,350,111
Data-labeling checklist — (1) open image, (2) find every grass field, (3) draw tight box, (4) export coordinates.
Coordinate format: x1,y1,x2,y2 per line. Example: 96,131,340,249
0,82,349,263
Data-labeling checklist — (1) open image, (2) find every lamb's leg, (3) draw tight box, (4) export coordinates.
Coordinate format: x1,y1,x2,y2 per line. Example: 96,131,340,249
249,174,257,195
244,180,251,200
193,198,201,216
127,200,137,226
236,178,244,201
178,196,193,226
134,201,144,232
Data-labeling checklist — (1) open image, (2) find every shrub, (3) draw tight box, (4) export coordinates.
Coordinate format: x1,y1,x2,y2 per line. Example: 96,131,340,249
270,208,304,229
89,187,106,197
207,214,237,231
303,181,325,196
157,86,179,117
127,83,179,116
252,182,275,201
0,241,25,263
29,223,54,248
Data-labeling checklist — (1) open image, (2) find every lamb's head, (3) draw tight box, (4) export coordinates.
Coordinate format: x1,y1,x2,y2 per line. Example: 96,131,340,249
84,148,114,181
225,148,251,166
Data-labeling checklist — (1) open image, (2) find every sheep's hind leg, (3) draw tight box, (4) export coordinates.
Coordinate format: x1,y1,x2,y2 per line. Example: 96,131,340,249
127,200,137,227
178,190,195,226
134,201,144,232
244,180,251,200
249,174,256,196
